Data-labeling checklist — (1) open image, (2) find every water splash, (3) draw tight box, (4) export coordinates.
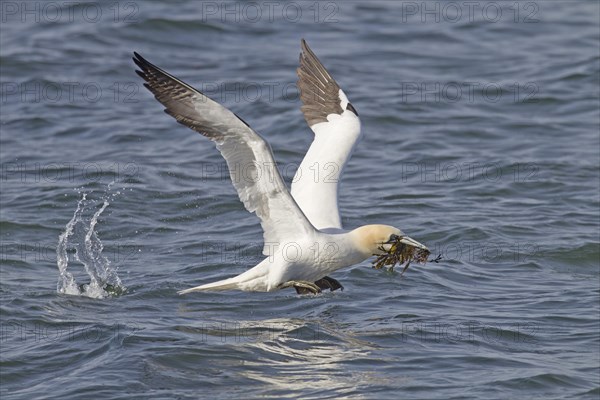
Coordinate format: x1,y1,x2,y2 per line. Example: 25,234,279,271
56,191,125,298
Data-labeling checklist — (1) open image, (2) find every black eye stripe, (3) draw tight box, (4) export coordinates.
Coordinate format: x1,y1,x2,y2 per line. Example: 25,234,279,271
386,234,402,243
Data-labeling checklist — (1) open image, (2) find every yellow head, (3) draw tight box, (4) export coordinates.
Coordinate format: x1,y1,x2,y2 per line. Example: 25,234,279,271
350,224,428,257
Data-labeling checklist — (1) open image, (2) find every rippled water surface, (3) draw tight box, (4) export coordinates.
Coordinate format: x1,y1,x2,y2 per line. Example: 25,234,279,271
1,1,599,399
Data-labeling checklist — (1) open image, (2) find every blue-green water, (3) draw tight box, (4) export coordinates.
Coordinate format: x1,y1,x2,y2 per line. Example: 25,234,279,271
1,1,599,399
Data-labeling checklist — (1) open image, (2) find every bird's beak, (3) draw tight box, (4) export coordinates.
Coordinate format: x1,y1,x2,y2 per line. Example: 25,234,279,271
381,236,428,253
398,236,429,252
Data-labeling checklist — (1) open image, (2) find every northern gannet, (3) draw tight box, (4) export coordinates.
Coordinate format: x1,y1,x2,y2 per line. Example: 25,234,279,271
133,39,430,295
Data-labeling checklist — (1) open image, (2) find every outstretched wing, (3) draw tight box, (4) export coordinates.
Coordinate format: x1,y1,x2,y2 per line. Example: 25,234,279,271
133,52,315,255
291,39,362,231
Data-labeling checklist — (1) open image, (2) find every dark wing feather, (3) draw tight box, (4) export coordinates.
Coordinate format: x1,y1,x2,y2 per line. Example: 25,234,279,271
297,39,357,127
133,52,314,255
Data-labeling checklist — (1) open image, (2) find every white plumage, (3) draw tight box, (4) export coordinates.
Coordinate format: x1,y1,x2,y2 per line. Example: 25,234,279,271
133,39,428,295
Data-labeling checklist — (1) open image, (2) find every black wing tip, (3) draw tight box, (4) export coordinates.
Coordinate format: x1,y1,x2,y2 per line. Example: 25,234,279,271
300,39,313,57
132,51,159,75
346,102,359,116
132,51,144,65
134,69,147,80
300,38,315,60
132,55,147,73
133,51,150,64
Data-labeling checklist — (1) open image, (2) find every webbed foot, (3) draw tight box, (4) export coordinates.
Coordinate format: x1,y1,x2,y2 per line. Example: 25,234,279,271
314,276,344,292
280,280,322,295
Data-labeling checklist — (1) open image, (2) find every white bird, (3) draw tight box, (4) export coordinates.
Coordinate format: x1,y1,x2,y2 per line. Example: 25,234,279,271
133,39,430,295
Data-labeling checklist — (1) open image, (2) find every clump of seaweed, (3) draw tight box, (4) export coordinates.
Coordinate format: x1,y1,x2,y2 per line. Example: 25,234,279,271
372,237,442,275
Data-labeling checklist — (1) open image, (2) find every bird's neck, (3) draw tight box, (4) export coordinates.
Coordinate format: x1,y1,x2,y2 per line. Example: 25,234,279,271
339,228,375,262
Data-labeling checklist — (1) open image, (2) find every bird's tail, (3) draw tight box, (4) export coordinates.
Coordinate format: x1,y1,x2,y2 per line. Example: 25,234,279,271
178,276,241,295
179,259,270,295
